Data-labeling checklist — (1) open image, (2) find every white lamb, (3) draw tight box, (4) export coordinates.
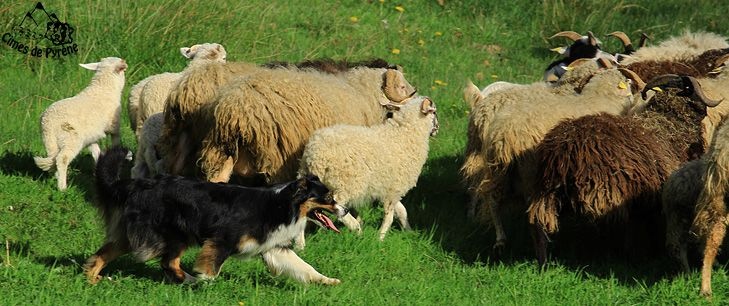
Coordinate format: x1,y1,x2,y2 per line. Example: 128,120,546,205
128,43,226,137
34,57,127,191
298,95,439,246
130,112,163,179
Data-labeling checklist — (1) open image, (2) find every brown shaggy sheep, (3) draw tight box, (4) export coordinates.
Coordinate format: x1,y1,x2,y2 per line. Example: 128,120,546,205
528,74,722,265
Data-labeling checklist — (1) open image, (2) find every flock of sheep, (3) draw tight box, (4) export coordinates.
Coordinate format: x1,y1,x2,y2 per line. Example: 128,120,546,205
30,29,729,297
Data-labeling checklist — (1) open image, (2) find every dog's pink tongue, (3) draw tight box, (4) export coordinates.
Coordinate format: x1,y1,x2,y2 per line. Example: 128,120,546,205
315,211,340,233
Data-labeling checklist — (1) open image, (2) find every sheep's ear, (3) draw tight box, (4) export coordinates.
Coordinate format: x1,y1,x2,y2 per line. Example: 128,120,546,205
79,62,99,70
587,31,598,46
420,97,436,114
180,47,192,58
463,81,482,109
382,69,416,103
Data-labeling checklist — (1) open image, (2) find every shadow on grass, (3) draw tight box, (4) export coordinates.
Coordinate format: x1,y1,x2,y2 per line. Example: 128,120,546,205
0,150,47,178
404,154,683,288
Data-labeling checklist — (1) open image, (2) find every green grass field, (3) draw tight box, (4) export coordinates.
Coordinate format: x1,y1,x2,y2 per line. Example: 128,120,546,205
2,0,729,304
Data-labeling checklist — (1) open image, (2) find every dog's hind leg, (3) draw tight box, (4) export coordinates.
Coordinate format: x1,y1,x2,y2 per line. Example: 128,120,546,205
393,200,411,231
261,247,340,285
160,243,196,283
193,240,233,280
83,241,129,284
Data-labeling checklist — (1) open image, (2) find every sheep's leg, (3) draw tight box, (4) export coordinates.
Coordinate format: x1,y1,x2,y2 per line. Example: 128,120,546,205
339,213,362,234
394,201,411,231
700,217,727,297
87,143,101,164
130,143,147,179
378,200,397,241
171,132,189,175
487,193,507,253
261,247,340,285
55,142,83,191
467,193,480,220
530,223,549,267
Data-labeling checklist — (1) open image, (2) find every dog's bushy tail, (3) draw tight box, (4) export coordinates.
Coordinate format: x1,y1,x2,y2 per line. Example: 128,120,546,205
95,146,132,209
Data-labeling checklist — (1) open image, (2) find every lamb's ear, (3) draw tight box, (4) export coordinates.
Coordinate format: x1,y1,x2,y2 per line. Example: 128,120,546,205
420,97,436,114
382,69,416,103
79,62,99,70
180,47,192,58
463,80,481,109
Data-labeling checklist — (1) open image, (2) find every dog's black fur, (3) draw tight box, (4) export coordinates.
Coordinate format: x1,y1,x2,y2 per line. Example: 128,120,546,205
84,147,344,284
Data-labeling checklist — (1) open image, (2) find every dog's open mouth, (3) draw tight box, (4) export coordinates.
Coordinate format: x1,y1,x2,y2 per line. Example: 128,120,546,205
310,209,340,233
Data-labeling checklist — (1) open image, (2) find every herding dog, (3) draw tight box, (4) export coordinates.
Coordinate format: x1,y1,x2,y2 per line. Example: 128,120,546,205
84,147,347,285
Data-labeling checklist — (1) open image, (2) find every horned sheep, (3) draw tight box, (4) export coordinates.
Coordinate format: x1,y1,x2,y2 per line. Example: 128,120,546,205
528,74,722,265
297,95,438,246
34,57,127,191
462,65,645,251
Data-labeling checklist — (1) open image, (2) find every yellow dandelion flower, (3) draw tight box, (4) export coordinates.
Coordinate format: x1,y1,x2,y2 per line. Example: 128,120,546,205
418,39,425,46
395,5,405,12
379,0,385,3
434,31,443,37
391,48,401,54
430,85,437,90
434,80,447,86
491,74,499,79
349,16,359,23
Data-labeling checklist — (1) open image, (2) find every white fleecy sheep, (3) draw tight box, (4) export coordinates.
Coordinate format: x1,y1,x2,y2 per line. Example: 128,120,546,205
34,57,127,190
128,43,226,137
130,112,163,179
298,95,439,246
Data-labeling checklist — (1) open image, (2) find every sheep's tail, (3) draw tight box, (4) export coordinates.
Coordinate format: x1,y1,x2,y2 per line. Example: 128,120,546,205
33,156,55,171
527,192,560,234
95,146,132,211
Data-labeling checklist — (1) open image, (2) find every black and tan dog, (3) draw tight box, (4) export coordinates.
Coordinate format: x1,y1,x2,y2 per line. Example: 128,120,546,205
84,147,346,285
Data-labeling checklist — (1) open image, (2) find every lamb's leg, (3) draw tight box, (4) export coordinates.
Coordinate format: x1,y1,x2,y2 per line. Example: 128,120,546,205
394,201,411,231
83,241,129,284
700,217,727,297
87,143,101,164
378,200,397,241
261,247,340,285
171,132,189,175
55,142,83,191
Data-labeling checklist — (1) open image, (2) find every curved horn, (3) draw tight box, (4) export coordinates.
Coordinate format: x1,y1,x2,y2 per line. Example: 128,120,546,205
586,31,599,46
549,31,583,41
638,33,650,48
641,74,681,100
687,76,723,107
617,68,646,93
382,69,416,103
597,57,613,69
714,53,729,69
607,31,632,47
567,58,593,68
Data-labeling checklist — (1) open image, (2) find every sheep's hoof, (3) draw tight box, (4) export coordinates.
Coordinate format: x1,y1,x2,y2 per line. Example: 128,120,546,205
492,239,506,258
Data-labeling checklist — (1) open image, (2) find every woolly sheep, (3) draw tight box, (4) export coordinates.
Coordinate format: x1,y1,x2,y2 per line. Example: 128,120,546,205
197,67,416,184
463,66,645,252
298,95,438,244
34,57,127,191
621,30,729,65
528,74,721,265
130,112,163,179
128,43,226,137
